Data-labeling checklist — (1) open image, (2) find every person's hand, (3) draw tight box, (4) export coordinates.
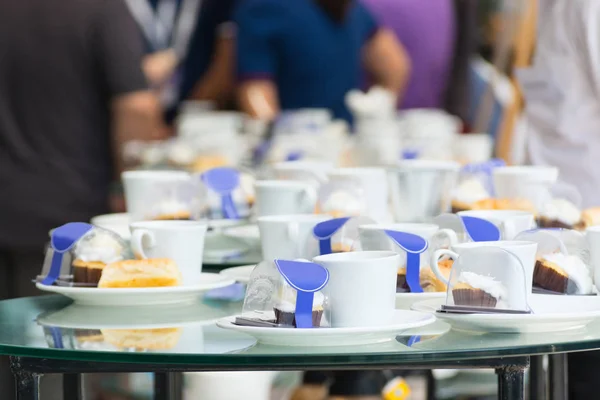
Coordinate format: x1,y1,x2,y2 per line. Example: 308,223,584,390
142,49,178,88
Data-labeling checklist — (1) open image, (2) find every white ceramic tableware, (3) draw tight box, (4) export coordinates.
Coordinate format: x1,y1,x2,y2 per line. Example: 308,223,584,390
359,223,458,250
130,220,208,284
216,310,435,346
90,213,131,240
492,166,558,210
258,214,329,260
272,161,334,184
388,160,460,222
313,251,400,328
122,170,191,222
254,180,318,217
430,241,537,299
327,168,389,222
453,133,493,164
223,224,260,248
457,210,535,240
412,294,600,333
36,273,234,306
586,226,600,292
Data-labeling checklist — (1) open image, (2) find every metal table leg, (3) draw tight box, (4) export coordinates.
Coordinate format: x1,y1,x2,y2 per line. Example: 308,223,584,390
63,374,82,400
13,370,40,400
497,364,526,400
154,372,183,400
549,353,568,400
529,355,547,400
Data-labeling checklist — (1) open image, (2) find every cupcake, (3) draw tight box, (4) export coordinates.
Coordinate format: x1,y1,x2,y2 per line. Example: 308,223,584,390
470,198,537,213
537,199,583,230
451,178,491,213
150,199,191,221
71,230,127,286
451,272,508,308
320,190,364,218
533,253,593,294
273,289,324,327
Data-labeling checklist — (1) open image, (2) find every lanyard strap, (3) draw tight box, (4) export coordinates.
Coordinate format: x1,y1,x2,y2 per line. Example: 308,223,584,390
125,0,202,58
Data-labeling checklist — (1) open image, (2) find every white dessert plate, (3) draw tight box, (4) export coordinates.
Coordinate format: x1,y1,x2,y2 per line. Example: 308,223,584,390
36,273,235,307
223,224,260,248
395,292,446,310
216,310,436,347
219,265,256,283
411,294,600,333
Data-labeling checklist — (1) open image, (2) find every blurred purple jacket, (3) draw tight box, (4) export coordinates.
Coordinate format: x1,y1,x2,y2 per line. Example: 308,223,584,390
361,0,456,109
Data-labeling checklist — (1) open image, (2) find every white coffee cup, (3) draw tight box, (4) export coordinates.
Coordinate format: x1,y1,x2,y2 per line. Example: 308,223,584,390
453,133,493,164
492,166,558,210
313,251,400,328
130,220,208,284
258,214,330,260
327,168,389,222
585,227,600,292
122,170,191,222
457,210,535,240
431,241,538,298
254,180,317,217
272,161,333,184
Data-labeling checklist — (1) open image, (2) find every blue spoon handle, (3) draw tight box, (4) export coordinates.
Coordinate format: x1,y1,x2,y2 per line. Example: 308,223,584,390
221,194,239,220
406,252,423,293
318,239,332,256
41,252,63,286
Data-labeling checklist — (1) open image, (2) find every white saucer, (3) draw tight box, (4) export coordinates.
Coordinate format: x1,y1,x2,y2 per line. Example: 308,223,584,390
224,225,260,248
219,265,256,283
36,273,235,307
216,310,436,347
395,292,446,310
36,302,227,329
411,294,600,333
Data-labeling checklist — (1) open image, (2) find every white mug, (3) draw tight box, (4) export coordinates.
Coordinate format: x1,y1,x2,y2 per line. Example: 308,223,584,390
457,210,535,240
122,170,191,222
130,220,208,284
327,168,389,222
254,180,317,217
492,166,558,210
431,241,538,298
586,227,600,292
313,251,400,328
258,214,329,260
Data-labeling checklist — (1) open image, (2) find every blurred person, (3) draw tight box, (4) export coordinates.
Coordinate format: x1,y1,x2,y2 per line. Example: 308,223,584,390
127,0,237,119
360,0,456,110
235,0,410,122
0,0,163,396
520,0,600,397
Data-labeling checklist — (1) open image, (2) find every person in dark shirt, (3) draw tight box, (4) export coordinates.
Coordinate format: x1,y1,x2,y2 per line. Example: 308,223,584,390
0,0,164,394
235,0,410,123
127,0,237,119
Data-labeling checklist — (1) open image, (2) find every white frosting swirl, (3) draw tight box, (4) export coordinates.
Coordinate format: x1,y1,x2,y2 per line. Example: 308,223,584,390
542,253,593,294
74,231,125,264
452,178,490,204
540,199,581,225
457,271,508,301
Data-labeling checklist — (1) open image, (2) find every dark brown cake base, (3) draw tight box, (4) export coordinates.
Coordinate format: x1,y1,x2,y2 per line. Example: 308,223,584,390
72,263,104,287
451,206,469,214
533,260,568,293
396,274,410,292
452,288,498,308
536,217,574,230
273,308,323,327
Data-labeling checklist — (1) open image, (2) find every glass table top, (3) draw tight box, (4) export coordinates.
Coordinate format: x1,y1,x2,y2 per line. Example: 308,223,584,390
3,295,600,367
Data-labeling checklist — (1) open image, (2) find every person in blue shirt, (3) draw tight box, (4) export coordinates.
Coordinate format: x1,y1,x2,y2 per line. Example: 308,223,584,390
235,0,409,123
126,0,237,119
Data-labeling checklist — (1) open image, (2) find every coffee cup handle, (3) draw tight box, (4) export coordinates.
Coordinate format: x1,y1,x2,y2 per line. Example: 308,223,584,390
300,185,318,213
432,229,458,247
131,229,155,260
430,249,459,285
